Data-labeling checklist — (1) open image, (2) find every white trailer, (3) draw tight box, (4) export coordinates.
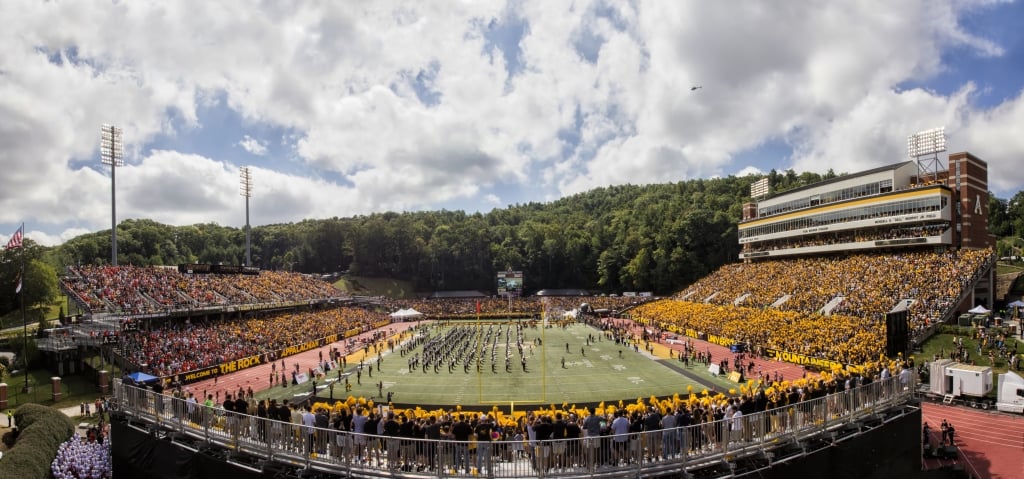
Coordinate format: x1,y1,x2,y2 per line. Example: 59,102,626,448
929,360,993,398
996,371,1024,414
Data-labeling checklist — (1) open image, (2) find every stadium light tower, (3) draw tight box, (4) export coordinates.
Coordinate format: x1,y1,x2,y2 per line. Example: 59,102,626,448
240,166,253,267
907,127,946,186
100,124,124,266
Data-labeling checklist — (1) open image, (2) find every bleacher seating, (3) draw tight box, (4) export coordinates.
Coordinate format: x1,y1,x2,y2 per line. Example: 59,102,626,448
637,249,993,365
61,266,342,315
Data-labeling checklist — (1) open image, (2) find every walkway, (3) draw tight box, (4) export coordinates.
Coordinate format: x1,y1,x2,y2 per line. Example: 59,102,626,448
622,319,813,382
182,321,420,401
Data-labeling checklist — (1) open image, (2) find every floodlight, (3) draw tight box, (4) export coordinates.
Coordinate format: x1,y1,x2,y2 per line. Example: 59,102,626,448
240,166,253,197
100,124,124,265
100,124,124,166
240,166,253,266
907,126,947,187
907,127,946,158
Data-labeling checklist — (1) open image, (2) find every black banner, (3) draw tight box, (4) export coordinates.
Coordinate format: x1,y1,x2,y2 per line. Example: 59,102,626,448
181,365,219,383
170,329,371,385
763,348,861,373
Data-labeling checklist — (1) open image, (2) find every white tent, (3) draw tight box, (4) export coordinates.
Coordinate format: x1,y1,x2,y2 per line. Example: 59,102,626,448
389,308,424,321
968,305,991,314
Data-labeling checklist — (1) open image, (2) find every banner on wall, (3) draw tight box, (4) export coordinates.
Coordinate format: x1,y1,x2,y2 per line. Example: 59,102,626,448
173,330,352,385
763,348,861,373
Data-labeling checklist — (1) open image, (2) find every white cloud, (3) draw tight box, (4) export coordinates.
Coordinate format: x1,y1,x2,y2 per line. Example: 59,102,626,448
0,0,1021,245
237,135,268,156
735,166,764,177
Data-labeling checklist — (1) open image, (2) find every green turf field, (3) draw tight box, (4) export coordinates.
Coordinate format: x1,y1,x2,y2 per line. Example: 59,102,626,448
256,322,737,408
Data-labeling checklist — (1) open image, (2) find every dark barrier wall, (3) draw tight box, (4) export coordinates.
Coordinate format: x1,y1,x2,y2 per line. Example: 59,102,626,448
742,407,926,479
113,407,930,479
111,419,267,479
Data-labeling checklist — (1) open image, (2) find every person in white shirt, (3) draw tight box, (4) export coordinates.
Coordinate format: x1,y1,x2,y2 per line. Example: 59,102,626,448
302,406,316,454
730,407,743,443
351,408,369,461
610,410,631,464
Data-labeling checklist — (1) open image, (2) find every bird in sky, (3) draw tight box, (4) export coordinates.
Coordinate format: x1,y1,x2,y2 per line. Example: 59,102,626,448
691,86,702,91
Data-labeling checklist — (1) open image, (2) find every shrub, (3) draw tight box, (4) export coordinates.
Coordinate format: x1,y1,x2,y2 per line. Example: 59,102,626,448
0,403,75,479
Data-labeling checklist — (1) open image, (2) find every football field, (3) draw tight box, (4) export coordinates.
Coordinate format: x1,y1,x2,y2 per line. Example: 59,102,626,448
259,322,737,408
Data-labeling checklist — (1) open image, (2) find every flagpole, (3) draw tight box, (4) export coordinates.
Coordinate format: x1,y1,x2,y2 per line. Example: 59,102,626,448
20,223,30,393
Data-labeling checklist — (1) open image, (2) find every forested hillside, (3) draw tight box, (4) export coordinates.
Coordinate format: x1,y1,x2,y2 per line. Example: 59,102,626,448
38,169,1024,296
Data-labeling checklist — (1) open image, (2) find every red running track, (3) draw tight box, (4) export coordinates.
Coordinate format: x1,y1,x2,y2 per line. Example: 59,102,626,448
621,319,812,382
182,321,421,403
921,402,1024,479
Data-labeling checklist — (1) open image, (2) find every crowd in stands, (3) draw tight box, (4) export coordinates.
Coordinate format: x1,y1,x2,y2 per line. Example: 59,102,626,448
633,301,882,365
62,266,342,315
744,224,949,253
62,264,651,320
120,307,388,377
661,249,993,364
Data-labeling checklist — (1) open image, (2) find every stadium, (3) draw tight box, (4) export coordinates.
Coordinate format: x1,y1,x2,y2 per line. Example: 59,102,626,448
27,145,1000,478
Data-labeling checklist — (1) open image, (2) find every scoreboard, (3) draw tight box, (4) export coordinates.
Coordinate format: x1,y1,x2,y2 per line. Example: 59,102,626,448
497,270,524,297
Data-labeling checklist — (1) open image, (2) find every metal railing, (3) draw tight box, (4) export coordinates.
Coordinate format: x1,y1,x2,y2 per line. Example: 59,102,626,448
112,373,917,478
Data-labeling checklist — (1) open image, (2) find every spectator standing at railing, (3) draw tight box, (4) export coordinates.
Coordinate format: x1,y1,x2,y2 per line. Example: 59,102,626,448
532,414,554,473
610,410,630,465
383,412,401,468
474,414,495,474
729,402,744,444
661,408,678,458
550,412,567,469
256,400,268,442
563,414,581,467
582,408,603,467
399,414,417,472
351,407,369,462
451,414,473,473
643,406,663,459
301,406,315,455
423,416,442,471
314,407,329,454
899,364,912,390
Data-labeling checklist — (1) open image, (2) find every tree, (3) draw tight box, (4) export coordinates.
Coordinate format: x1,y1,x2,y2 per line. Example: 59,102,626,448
21,259,59,312
1,239,50,315
8,334,40,369
1008,191,1024,241
988,194,1010,238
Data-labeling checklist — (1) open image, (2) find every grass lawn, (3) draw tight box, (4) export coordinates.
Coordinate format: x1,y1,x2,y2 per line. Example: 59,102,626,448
2,368,106,410
996,263,1024,275
256,322,737,409
918,328,1023,374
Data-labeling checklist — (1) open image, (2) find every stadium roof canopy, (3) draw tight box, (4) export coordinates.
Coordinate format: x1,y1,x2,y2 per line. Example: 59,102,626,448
428,290,488,299
535,289,590,296
763,161,914,199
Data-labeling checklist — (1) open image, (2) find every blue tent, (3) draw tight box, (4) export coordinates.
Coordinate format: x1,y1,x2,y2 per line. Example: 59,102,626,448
127,371,159,383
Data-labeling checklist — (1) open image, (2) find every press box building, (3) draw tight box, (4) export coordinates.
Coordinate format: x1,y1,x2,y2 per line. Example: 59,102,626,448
737,151,995,311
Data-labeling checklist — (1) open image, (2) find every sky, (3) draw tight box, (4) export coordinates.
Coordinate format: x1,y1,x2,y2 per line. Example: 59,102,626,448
2,0,1024,247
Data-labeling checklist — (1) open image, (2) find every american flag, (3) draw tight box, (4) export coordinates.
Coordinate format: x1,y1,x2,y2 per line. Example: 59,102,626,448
5,223,23,249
